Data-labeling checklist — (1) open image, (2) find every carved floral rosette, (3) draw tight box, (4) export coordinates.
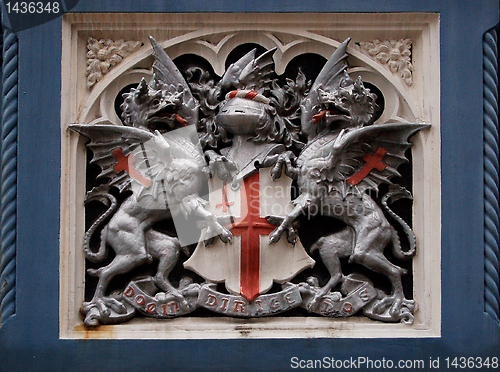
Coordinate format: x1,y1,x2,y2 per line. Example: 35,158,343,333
357,39,414,86
86,37,142,89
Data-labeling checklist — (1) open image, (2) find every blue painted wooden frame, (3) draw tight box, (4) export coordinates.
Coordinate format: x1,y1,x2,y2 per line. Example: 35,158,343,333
0,1,499,371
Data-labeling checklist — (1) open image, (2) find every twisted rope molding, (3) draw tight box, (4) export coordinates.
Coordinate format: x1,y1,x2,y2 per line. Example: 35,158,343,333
0,27,18,325
483,27,500,322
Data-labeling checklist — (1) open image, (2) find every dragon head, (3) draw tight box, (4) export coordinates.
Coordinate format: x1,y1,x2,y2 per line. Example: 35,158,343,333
316,76,378,128
121,76,187,132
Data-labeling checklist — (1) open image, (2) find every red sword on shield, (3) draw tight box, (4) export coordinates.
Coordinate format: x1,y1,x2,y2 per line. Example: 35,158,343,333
218,173,275,302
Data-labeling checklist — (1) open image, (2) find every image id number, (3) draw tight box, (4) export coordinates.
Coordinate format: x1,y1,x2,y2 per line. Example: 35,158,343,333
5,2,60,14
445,356,498,369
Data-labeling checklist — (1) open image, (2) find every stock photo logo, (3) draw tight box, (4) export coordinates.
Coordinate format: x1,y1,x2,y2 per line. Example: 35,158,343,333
1,1,79,32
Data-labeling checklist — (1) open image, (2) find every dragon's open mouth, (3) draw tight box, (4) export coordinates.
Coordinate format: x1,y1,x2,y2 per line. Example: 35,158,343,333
149,106,177,120
325,102,352,122
324,102,349,116
313,103,351,124
146,106,179,132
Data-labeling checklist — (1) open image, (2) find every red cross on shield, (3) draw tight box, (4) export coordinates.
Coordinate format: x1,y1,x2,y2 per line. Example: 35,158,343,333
229,172,276,301
184,169,315,301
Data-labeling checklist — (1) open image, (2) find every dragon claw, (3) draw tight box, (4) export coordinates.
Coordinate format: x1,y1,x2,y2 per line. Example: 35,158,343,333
96,297,127,315
204,236,216,246
268,226,296,245
87,267,102,277
306,294,323,311
207,152,237,182
266,216,296,245
266,216,289,244
169,289,192,311
82,295,130,326
270,163,283,180
286,227,297,245
219,227,233,244
268,229,282,244
364,293,416,324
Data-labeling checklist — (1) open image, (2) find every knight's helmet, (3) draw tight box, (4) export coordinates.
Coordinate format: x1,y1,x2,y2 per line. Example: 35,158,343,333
216,47,277,136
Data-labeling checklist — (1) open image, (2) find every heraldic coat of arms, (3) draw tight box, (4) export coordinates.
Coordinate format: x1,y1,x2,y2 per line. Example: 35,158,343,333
70,37,429,326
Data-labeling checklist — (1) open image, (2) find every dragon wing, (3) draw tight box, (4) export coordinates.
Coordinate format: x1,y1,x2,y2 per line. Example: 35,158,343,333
149,36,199,127
139,125,206,178
301,123,430,192
70,124,206,199
312,38,351,92
220,49,256,90
301,38,351,129
220,47,277,94
69,124,155,193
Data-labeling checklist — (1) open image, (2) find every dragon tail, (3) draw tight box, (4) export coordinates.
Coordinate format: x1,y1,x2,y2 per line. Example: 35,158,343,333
381,185,416,260
83,186,118,263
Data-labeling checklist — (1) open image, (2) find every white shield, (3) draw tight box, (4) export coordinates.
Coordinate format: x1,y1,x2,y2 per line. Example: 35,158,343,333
184,168,315,301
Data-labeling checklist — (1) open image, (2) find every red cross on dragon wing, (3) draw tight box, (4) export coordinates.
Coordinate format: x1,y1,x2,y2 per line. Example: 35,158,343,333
297,123,430,194
69,124,156,193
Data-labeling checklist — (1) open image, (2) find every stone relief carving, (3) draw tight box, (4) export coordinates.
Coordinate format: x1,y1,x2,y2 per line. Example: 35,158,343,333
70,36,429,326
358,39,414,86
86,37,142,89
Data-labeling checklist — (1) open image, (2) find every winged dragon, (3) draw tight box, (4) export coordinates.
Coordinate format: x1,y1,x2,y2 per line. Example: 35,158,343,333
266,38,429,323
70,37,232,326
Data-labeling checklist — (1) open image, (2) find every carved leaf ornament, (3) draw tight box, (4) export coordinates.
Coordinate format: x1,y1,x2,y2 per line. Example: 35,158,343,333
86,37,142,89
359,39,413,86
